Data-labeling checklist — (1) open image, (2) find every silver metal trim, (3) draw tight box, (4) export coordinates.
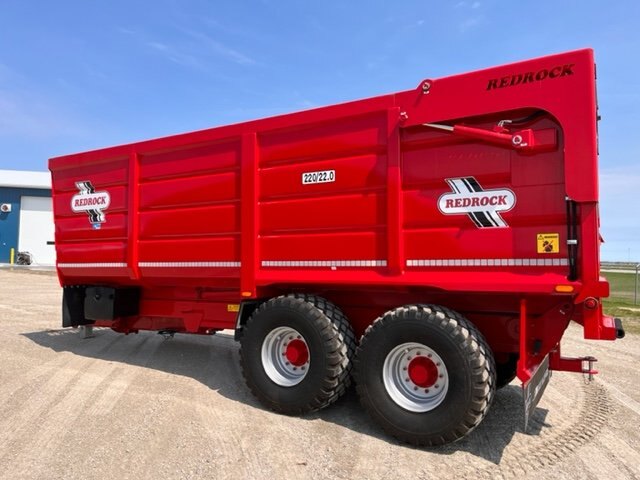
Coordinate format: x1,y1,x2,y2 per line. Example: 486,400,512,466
406,258,569,267
139,262,241,268
57,263,127,268
262,260,387,268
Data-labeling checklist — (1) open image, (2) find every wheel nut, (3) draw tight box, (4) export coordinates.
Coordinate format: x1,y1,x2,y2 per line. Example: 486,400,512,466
405,378,410,382
297,335,301,339
403,366,407,371
424,389,429,393
413,386,418,391
427,353,432,358
286,362,290,366
293,367,297,371
439,374,444,378
435,384,439,388
436,362,441,366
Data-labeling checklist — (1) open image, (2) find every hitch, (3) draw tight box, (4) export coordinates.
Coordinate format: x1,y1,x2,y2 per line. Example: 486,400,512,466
549,349,598,382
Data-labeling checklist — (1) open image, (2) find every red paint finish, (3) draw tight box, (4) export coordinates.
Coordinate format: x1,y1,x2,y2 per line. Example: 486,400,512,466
408,356,438,388
285,339,309,367
49,49,619,381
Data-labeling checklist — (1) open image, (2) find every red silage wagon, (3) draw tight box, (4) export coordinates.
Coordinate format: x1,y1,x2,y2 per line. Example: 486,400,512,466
49,48,624,446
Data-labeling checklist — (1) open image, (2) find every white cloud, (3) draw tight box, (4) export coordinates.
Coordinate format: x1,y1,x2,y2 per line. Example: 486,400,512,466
456,1,481,8
139,26,257,70
181,29,256,66
459,16,482,32
145,41,204,69
116,26,137,35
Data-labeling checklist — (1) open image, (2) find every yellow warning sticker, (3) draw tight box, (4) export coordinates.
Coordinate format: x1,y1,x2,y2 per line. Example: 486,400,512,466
227,304,240,313
537,233,559,254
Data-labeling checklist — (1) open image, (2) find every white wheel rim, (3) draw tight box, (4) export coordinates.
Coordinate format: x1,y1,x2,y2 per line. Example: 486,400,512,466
261,326,310,387
382,342,449,413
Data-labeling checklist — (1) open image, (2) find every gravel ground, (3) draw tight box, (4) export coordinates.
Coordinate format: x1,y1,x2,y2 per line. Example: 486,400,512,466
0,269,639,480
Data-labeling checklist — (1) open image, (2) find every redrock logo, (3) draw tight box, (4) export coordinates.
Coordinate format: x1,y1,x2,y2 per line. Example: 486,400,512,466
438,177,516,228
486,63,574,90
71,181,111,225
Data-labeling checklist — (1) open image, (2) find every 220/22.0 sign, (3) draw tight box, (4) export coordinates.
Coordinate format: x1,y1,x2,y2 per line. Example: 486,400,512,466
302,169,336,185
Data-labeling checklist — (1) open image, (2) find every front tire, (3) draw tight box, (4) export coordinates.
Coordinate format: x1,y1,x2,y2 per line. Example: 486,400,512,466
355,304,495,446
239,294,355,415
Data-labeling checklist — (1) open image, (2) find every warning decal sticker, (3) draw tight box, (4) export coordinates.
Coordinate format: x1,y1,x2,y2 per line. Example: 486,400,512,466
537,233,559,254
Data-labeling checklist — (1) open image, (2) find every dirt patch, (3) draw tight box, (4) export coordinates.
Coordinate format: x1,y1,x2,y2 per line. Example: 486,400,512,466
0,270,638,480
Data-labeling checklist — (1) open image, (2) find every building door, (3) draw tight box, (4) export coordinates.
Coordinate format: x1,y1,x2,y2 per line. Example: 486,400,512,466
18,196,55,265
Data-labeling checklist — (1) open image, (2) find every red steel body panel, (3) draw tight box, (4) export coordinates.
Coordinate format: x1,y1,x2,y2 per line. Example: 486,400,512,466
49,49,616,373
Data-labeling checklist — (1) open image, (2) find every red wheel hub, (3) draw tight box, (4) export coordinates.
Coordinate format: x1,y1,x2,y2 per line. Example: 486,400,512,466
285,339,309,366
407,356,438,388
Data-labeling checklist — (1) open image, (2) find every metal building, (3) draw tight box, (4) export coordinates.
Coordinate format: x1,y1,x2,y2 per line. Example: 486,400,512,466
0,170,54,265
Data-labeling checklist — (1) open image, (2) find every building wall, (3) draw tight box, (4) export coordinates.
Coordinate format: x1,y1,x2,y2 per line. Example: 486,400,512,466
0,187,52,262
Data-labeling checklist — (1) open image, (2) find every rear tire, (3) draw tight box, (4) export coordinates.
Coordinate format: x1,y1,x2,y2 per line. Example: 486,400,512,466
239,294,355,414
355,304,495,446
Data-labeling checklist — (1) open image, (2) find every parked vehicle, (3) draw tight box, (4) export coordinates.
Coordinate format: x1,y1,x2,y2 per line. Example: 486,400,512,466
49,49,623,446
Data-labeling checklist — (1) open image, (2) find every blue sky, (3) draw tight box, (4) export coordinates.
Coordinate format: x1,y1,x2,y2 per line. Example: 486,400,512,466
0,0,638,261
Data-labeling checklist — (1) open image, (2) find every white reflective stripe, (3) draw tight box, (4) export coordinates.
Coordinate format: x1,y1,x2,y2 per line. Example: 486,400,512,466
58,262,242,268
262,260,387,268
139,262,241,268
58,263,127,268
406,258,569,267
59,259,565,269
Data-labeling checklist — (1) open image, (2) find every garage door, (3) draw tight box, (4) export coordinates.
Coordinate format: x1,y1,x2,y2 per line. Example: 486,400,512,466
18,196,55,265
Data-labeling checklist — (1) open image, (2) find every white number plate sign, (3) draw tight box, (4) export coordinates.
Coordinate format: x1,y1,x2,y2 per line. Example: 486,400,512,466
302,170,335,185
